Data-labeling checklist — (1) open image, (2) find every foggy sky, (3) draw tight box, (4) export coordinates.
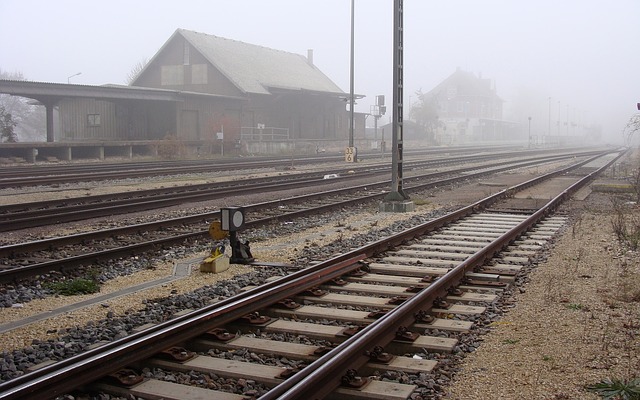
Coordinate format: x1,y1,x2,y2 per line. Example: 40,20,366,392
1,0,638,143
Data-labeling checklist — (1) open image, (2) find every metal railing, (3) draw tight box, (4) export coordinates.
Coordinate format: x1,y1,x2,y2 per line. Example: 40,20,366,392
240,126,289,141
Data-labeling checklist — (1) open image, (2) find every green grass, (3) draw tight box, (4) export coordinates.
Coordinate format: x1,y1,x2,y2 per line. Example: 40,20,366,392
586,377,640,399
45,278,100,296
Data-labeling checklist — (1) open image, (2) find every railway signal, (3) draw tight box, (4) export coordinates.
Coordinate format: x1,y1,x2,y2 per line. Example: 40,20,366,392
220,207,254,264
205,207,254,268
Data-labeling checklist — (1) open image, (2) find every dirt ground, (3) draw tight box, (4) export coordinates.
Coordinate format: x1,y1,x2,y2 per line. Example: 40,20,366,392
445,190,640,399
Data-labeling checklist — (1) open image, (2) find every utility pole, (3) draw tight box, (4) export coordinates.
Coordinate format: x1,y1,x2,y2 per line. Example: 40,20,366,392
380,0,414,212
345,0,357,163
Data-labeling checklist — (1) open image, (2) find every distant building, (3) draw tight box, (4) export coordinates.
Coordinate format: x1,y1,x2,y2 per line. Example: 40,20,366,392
129,29,350,143
1,29,357,155
378,120,435,143
423,68,516,144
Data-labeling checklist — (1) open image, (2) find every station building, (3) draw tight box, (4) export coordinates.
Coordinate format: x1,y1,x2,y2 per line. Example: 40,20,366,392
0,29,366,161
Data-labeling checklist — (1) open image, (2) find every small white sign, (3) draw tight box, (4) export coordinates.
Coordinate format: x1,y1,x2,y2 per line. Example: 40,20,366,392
345,147,357,163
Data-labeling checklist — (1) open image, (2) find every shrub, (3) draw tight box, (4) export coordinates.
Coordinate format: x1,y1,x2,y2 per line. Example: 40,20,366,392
586,377,640,399
154,134,186,160
611,200,640,250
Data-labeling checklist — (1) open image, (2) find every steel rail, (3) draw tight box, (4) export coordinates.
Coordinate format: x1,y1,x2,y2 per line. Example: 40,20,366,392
0,150,623,399
0,145,521,185
262,150,626,400
0,156,342,188
0,152,607,283
0,151,572,246
0,152,512,230
0,149,582,227
0,151,611,282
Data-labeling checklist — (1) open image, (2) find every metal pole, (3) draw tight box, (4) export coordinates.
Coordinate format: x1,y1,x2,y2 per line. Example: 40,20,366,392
547,97,551,146
528,116,532,148
384,0,409,202
557,100,561,140
374,115,378,141
349,0,355,148
566,104,569,136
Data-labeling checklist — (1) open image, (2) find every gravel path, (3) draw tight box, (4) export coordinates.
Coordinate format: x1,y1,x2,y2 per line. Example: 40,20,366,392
445,192,640,399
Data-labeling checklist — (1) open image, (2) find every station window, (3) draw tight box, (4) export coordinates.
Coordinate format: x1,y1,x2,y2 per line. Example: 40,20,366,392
191,64,208,84
87,114,101,127
161,65,184,85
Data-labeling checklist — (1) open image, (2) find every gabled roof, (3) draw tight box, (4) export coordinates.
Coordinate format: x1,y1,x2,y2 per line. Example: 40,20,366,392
141,29,345,96
427,69,501,100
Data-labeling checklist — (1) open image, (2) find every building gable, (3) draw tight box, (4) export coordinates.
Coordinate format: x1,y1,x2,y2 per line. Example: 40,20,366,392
133,29,345,99
132,31,243,97
178,29,344,96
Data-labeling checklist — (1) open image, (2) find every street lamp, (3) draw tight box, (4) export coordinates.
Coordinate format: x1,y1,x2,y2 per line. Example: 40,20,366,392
547,97,551,146
528,116,532,148
67,72,82,84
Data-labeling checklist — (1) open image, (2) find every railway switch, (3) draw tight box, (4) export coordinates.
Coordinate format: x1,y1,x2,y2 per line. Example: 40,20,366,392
200,244,229,273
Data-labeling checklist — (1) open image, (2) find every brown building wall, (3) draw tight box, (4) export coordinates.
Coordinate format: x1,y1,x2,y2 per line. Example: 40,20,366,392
178,96,242,141
128,33,349,143
59,98,117,140
134,37,243,98
245,92,347,140
59,98,178,141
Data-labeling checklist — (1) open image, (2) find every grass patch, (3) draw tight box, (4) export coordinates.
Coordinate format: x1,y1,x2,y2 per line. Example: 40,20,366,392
502,338,519,344
45,278,100,296
586,377,640,399
566,303,585,311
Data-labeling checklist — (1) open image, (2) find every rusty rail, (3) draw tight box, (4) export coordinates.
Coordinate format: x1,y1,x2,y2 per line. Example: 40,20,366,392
0,149,624,399
0,151,605,282
262,150,625,400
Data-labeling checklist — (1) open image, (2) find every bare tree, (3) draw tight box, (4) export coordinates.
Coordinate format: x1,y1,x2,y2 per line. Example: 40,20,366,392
126,58,148,85
0,69,45,141
623,113,640,145
410,89,442,138
0,105,18,143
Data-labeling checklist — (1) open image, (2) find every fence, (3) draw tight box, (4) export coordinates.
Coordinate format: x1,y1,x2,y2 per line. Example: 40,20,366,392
240,126,289,141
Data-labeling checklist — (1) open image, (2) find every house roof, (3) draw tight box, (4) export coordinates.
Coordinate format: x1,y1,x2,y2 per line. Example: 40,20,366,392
167,29,345,96
427,69,502,101
0,80,242,104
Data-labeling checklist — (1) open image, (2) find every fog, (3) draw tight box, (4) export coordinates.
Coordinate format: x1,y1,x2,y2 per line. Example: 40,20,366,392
1,0,638,143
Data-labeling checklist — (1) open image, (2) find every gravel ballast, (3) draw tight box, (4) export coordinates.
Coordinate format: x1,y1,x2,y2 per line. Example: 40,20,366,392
0,156,638,399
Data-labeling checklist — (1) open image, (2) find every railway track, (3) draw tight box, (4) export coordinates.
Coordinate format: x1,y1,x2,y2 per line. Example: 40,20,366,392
0,150,610,283
0,149,589,231
0,145,516,188
0,149,623,399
